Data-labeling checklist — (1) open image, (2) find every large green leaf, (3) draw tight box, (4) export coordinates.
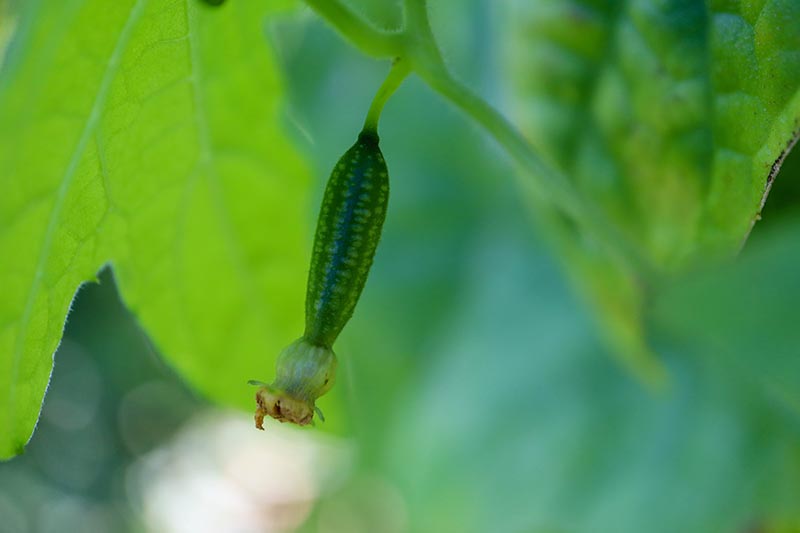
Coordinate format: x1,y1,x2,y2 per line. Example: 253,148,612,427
0,0,312,459
655,216,800,419
503,0,800,378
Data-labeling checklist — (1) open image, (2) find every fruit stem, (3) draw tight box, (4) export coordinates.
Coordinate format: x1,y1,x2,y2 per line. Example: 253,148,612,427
363,58,411,134
303,0,656,278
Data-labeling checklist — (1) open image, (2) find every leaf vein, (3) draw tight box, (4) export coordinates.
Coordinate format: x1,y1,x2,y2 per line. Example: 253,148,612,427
5,0,149,441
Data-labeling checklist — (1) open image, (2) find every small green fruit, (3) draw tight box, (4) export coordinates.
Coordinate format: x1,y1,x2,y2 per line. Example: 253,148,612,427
253,128,390,427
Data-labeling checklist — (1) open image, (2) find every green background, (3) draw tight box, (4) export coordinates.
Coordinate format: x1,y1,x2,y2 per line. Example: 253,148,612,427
1,0,800,532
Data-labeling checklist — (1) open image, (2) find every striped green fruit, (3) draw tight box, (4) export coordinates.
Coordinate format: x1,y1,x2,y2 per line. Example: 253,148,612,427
253,128,390,427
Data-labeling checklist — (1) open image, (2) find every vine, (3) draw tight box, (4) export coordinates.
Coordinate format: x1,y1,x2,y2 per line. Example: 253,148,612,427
252,0,661,427
303,0,654,277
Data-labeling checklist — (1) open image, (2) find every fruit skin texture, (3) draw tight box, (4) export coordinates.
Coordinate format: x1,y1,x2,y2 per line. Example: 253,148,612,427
305,129,390,348
255,129,390,427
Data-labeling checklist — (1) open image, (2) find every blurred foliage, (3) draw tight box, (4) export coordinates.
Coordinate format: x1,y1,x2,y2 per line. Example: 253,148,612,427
1,0,800,532
508,0,800,255
656,215,800,421
504,0,800,382
0,269,202,532
282,3,800,531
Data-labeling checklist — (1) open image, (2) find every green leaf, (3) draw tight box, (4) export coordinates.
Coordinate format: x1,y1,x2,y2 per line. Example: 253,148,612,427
654,216,800,418
503,0,800,376
0,0,312,459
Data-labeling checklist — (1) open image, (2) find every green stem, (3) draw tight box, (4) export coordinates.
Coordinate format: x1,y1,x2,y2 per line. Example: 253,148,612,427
363,58,411,133
421,70,582,220
418,69,653,275
301,0,655,276
401,0,446,74
403,0,428,28
303,0,402,58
